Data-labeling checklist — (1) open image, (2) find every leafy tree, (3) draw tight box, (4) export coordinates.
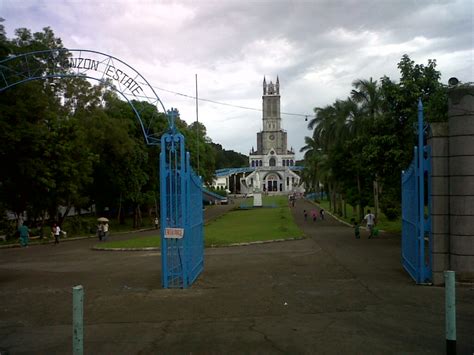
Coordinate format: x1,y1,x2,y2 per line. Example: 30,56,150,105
211,142,248,169
304,55,447,221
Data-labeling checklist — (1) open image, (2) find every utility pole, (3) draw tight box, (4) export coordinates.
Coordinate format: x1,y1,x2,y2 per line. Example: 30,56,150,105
195,74,199,174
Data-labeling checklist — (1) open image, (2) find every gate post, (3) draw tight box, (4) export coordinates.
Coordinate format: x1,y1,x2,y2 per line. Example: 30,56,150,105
428,122,450,285
447,85,474,282
160,109,204,288
417,100,425,283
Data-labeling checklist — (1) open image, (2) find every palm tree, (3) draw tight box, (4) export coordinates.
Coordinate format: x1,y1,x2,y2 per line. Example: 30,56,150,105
351,77,383,218
300,134,323,194
351,77,383,122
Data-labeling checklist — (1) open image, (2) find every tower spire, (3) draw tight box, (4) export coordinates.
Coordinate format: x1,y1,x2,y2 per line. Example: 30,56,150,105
276,76,280,95
263,76,267,95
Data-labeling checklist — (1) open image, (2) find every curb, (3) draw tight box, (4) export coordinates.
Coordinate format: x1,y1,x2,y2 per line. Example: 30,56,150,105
0,227,157,250
92,246,161,252
91,236,306,251
210,236,305,248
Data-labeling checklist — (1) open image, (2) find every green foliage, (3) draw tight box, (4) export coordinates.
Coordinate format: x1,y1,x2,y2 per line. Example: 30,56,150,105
303,54,446,219
379,186,401,221
0,22,225,233
208,187,228,197
211,142,248,169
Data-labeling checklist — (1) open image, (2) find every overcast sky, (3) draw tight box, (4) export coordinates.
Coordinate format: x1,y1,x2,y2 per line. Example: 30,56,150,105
2,0,473,158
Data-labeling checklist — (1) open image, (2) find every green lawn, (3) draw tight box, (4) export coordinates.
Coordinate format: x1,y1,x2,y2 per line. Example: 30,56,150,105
97,235,161,249
205,197,303,246
95,195,304,249
316,199,402,233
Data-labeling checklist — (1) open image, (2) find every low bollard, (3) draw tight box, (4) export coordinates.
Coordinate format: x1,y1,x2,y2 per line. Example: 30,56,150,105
444,271,456,355
73,285,84,355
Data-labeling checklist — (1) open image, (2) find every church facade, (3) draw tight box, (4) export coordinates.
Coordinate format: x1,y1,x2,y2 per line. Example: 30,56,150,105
213,77,303,195
241,77,302,194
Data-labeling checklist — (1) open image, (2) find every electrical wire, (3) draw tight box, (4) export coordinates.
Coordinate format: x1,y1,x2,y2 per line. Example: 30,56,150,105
149,84,313,118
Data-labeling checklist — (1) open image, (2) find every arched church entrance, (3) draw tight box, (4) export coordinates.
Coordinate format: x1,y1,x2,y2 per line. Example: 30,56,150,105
269,157,276,166
265,173,282,192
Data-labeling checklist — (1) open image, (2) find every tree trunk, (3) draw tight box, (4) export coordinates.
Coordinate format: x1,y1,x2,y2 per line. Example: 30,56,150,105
58,205,71,226
132,204,137,229
117,193,122,223
373,178,380,219
327,183,333,211
356,172,364,221
331,189,337,214
154,194,159,219
137,205,142,228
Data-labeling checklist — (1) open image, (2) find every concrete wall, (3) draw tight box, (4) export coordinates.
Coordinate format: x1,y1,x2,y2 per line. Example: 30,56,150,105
428,122,450,285
448,86,474,282
430,85,474,284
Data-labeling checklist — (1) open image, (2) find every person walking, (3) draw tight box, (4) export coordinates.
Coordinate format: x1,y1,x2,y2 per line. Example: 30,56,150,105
154,217,159,229
18,223,29,247
303,209,308,221
311,209,317,222
351,218,360,239
103,222,109,240
53,223,61,244
363,210,376,239
319,208,325,220
97,223,104,241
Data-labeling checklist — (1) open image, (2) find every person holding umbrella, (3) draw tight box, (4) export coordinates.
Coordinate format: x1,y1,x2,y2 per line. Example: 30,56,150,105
97,217,109,241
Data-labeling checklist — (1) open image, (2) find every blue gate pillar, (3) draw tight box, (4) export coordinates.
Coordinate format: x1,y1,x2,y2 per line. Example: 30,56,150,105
401,100,432,284
160,109,204,288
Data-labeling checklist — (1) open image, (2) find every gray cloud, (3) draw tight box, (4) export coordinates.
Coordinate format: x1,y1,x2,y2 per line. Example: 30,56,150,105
2,0,472,159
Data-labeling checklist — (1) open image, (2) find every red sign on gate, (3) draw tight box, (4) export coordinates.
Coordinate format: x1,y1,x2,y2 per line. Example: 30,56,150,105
164,228,184,239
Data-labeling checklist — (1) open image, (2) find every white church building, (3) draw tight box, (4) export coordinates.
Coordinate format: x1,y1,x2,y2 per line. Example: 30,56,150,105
213,77,303,195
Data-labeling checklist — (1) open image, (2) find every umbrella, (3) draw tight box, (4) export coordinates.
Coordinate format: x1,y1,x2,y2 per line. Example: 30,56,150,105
97,217,109,222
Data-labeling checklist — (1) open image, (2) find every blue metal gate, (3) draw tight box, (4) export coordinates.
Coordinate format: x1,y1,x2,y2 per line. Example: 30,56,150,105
401,100,432,284
160,109,204,288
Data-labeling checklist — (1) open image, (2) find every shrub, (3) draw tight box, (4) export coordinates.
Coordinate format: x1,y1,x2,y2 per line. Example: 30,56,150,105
381,205,400,221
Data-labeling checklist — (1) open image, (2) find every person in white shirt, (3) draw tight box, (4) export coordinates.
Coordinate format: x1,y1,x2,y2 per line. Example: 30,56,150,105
103,223,109,240
53,223,61,244
363,210,376,239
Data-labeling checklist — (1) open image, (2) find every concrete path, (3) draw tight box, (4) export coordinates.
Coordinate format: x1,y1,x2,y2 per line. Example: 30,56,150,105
0,198,473,354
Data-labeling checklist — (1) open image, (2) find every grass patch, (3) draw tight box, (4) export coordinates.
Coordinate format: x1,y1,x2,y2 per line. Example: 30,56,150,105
95,196,304,249
205,195,303,246
97,235,161,249
316,199,401,233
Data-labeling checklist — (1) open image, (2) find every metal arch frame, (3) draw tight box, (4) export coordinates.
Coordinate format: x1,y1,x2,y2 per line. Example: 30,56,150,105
0,48,171,145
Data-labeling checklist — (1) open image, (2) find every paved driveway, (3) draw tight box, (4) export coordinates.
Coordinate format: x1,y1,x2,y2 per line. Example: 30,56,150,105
0,198,473,354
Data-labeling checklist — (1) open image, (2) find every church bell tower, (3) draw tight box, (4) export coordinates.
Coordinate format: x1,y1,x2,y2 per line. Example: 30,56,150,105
257,76,286,155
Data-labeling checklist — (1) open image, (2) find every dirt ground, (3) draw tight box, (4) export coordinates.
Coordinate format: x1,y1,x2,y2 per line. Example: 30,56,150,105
0,199,473,354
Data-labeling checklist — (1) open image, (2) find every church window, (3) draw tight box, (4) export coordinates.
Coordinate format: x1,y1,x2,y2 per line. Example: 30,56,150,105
292,177,295,185
259,160,263,166
287,177,290,185
283,160,286,166
269,157,276,166
251,160,255,167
